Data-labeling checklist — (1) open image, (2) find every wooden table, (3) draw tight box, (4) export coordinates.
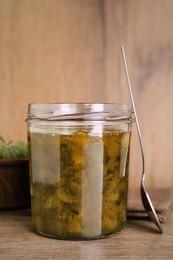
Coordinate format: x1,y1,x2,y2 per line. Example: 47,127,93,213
0,209,173,259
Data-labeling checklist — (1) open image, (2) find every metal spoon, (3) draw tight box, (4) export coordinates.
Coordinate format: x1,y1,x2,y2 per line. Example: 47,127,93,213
121,45,163,233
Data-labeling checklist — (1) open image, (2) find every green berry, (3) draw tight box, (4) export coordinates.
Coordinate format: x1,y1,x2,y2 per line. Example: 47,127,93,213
0,135,5,143
0,140,6,158
2,141,28,159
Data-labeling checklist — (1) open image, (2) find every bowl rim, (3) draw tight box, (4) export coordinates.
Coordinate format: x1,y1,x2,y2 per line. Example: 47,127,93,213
0,158,29,165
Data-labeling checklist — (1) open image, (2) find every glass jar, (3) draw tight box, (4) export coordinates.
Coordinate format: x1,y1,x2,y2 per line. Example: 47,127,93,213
27,103,133,240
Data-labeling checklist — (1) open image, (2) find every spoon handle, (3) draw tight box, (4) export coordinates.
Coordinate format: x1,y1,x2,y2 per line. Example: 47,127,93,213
121,46,145,177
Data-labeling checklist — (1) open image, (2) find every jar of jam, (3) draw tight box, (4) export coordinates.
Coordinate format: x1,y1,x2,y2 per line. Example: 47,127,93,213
27,103,133,239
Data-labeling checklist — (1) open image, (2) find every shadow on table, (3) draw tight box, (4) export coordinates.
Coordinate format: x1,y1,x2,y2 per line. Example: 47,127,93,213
128,217,163,234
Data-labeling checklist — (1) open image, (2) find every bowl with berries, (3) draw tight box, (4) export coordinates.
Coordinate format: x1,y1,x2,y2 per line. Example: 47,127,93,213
0,135,30,209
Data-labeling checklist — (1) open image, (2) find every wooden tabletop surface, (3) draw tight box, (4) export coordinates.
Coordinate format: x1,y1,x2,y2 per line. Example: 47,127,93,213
0,209,173,260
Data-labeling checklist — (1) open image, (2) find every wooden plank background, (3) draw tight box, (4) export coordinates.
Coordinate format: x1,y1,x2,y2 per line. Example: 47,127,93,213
0,0,173,188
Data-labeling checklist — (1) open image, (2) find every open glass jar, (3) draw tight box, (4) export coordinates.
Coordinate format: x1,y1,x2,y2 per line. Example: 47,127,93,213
27,103,133,240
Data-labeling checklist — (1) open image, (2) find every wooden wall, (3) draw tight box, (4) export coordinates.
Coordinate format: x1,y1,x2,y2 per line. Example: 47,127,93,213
0,0,173,188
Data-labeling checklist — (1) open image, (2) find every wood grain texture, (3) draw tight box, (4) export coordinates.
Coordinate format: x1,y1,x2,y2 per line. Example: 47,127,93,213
0,0,173,188
0,209,173,259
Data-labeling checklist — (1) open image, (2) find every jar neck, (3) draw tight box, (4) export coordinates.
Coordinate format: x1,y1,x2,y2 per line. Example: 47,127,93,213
27,103,134,123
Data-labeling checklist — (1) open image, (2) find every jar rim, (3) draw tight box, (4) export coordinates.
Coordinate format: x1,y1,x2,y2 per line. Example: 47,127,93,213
27,103,134,122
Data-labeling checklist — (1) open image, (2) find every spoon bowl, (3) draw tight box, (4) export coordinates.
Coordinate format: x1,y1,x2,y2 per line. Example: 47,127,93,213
141,179,163,233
